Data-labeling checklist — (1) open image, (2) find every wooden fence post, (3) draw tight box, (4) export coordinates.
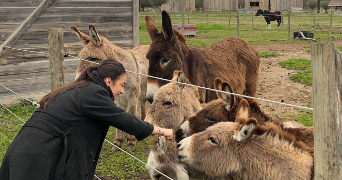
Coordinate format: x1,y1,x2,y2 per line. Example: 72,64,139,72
288,10,291,41
252,14,254,30
313,11,316,31
48,28,64,91
281,13,284,30
236,0,239,37
312,42,342,180
229,11,231,27
330,9,333,39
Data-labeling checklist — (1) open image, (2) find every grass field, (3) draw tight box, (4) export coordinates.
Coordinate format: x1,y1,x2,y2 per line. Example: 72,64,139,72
139,11,342,47
1,10,341,180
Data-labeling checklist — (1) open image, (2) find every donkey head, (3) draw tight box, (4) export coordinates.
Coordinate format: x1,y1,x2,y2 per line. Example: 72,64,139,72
144,70,201,130
145,10,189,102
147,136,189,180
177,100,258,177
71,24,117,79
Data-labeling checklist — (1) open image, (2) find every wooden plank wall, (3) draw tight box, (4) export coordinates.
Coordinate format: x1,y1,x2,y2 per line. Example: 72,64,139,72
0,0,135,65
245,0,303,11
273,0,303,11
161,0,195,13
203,0,237,12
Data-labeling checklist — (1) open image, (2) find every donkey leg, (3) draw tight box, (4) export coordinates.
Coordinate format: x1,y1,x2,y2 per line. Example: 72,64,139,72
126,103,139,152
112,129,124,152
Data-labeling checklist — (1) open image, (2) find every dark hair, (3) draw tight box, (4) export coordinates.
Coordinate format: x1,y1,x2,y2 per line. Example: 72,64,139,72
39,60,126,109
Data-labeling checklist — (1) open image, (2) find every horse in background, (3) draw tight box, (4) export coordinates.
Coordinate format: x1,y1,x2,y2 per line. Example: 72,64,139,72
255,9,282,29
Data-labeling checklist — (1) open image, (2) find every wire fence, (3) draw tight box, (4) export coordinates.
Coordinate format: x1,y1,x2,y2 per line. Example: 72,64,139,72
0,27,317,179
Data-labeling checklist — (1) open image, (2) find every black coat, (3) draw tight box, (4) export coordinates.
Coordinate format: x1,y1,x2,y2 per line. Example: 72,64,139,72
0,82,154,180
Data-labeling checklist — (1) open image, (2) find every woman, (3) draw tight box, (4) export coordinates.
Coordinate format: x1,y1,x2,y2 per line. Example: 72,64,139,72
0,60,173,180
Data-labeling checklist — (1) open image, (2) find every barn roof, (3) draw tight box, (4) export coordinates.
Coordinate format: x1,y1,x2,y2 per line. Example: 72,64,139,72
328,0,342,7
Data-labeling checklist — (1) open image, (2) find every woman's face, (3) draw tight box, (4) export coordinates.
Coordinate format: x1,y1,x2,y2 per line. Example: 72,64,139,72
104,74,127,99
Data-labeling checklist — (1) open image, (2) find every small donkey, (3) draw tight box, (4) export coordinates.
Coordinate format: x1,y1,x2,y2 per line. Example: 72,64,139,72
177,99,313,180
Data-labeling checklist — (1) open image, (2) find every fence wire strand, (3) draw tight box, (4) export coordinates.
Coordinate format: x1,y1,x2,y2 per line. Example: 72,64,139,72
2,45,313,111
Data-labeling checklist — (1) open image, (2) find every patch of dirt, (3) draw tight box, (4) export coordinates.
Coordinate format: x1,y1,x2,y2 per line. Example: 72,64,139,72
251,40,342,124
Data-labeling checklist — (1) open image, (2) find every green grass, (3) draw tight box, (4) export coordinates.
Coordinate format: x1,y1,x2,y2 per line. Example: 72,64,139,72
0,100,36,159
280,59,312,86
280,58,311,70
259,52,281,58
337,46,342,52
140,11,342,47
290,70,312,86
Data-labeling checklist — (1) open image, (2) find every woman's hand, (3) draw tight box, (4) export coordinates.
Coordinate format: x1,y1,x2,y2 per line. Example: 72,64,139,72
162,128,173,140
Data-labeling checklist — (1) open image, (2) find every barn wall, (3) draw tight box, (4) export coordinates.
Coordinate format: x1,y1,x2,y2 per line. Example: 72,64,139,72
0,0,137,64
203,0,237,12
245,0,268,10
245,0,303,11
161,0,195,13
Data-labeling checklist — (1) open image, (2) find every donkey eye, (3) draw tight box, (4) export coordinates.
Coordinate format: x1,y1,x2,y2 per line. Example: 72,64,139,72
205,116,216,122
89,58,98,61
161,58,171,65
208,137,218,144
163,101,172,107
154,174,162,179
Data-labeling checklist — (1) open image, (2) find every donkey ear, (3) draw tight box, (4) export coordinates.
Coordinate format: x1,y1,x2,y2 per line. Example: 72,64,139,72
161,10,173,40
145,15,159,41
222,82,234,111
71,25,91,45
235,99,250,124
214,78,223,98
157,136,167,156
89,24,102,46
233,118,257,141
172,70,188,90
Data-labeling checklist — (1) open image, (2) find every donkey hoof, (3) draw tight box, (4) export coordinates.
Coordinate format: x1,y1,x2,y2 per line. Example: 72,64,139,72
111,145,121,152
127,145,136,152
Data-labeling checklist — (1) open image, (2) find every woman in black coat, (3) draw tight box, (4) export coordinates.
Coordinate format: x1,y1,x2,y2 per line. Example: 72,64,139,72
0,60,173,180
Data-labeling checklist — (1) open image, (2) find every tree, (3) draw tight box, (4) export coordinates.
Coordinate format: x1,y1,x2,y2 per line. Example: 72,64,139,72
140,0,153,11
195,0,203,10
152,0,168,8
308,0,317,11
317,0,320,13
321,1,329,14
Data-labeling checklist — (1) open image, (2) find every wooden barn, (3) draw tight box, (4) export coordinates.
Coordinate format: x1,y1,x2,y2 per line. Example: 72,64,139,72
0,0,139,64
161,0,195,13
245,0,303,11
329,0,342,15
202,0,238,12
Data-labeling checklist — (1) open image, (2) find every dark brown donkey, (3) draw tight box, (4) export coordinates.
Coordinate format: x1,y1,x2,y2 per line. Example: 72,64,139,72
145,10,260,104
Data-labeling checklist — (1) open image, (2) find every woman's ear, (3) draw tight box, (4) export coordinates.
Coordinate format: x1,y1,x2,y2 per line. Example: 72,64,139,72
104,78,112,86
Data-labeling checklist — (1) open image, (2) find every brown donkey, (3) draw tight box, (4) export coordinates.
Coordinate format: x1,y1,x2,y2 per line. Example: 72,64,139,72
177,99,314,180
71,24,149,152
145,10,260,104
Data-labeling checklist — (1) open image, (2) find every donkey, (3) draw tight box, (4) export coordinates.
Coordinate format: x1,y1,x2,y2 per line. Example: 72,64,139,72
145,10,260,104
144,70,202,131
71,24,149,152
255,9,282,29
177,100,314,180
175,78,271,142
147,136,235,180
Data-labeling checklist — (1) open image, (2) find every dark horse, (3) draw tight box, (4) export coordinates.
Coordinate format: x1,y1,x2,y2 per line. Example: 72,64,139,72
255,9,282,29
